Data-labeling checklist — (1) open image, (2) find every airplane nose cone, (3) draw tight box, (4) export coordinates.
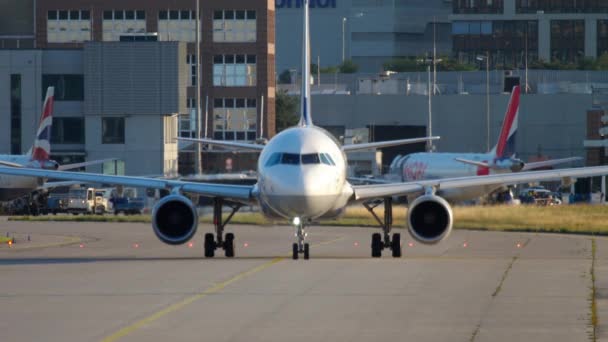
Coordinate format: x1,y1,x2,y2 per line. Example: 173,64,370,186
264,166,339,218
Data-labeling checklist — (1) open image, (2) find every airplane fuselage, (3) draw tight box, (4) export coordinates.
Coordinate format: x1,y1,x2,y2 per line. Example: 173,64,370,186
256,126,353,221
0,155,40,201
395,152,510,202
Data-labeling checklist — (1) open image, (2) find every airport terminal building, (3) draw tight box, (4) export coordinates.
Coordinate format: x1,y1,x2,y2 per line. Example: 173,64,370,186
0,0,276,176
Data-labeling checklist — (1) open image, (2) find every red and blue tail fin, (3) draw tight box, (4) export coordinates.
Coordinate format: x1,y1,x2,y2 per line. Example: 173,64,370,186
492,85,519,159
30,87,54,161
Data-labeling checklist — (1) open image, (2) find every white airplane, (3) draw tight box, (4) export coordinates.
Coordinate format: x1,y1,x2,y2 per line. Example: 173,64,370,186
0,87,115,202
385,85,581,202
0,2,607,260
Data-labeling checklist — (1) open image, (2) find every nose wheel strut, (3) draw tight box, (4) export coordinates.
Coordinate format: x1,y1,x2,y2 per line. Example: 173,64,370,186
292,222,310,260
364,197,402,258
204,198,241,258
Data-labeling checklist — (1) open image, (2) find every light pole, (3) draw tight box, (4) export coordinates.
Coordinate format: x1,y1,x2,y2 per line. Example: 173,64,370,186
341,17,347,63
477,52,490,152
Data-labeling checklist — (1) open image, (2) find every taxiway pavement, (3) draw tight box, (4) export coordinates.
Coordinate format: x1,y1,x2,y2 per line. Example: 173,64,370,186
0,220,604,342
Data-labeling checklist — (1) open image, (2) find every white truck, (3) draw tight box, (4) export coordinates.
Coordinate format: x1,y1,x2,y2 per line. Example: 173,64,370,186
67,188,113,215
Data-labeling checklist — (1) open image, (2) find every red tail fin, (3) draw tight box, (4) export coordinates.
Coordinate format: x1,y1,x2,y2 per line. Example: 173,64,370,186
31,87,54,161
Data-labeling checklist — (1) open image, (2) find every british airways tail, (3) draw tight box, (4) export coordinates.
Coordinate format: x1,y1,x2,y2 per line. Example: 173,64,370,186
298,0,312,127
491,85,520,159
30,87,54,161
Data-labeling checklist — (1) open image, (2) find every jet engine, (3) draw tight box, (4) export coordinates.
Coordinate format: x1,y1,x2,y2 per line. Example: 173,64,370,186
407,195,453,244
152,195,198,245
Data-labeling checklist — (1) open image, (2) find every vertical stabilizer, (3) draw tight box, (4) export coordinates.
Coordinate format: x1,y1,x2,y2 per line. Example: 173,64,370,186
30,87,54,161
492,85,520,159
298,0,313,127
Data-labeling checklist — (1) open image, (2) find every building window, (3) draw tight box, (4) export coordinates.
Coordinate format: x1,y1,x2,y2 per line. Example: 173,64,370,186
187,54,197,86
47,10,91,43
517,0,608,14
102,117,125,144
10,74,21,154
453,0,503,14
213,98,257,141
102,10,146,41
42,75,84,101
213,10,256,42
551,20,585,64
453,20,538,69
213,54,257,86
180,98,197,138
158,10,196,42
102,160,125,175
51,118,85,144
599,20,608,57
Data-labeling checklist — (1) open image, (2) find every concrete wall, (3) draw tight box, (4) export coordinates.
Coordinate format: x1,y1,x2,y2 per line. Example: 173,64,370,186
0,50,42,154
85,114,177,176
312,93,592,162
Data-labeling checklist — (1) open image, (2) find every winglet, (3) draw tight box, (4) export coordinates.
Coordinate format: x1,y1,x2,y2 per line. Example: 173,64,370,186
298,0,312,127
31,87,54,161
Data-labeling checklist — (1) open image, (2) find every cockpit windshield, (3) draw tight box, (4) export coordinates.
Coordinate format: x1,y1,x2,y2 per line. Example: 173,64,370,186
265,153,336,167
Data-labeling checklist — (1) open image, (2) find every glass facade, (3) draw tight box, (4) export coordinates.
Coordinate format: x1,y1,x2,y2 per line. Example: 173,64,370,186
517,0,608,13
47,10,91,43
102,117,125,144
213,10,256,42
51,118,85,144
599,20,608,57
213,98,257,141
158,10,196,42
550,20,585,63
10,74,21,154
102,10,146,41
453,20,538,68
213,54,257,87
453,0,504,14
42,74,84,101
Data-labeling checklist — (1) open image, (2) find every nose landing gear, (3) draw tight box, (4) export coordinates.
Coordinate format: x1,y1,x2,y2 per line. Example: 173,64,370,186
292,219,310,260
364,197,402,258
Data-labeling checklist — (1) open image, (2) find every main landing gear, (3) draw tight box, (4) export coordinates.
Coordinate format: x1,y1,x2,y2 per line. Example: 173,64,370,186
204,198,242,258
292,218,310,260
363,197,402,258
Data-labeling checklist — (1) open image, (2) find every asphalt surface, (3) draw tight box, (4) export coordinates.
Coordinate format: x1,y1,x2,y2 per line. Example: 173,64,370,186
0,219,606,342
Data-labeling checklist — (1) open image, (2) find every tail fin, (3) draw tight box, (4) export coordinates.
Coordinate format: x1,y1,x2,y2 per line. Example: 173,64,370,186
492,85,520,159
298,0,312,127
30,87,54,161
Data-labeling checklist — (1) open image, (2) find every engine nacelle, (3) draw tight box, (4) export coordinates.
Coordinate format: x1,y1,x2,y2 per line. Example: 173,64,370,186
407,195,453,244
152,195,198,245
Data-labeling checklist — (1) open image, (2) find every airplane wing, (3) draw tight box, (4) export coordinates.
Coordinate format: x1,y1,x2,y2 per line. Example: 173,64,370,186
351,166,608,200
342,136,439,152
521,157,582,171
454,158,490,168
0,160,24,168
177,137,264,152
0,167,254,202
38,181,84,190
58,158,118,171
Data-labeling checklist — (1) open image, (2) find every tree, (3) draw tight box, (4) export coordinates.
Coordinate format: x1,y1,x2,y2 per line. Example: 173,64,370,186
278,70,292,84
275,90,299,132
339,59,359,73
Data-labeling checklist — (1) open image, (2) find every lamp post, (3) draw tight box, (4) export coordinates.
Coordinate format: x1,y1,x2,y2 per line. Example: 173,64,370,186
477,52,490,152
341,17,347,63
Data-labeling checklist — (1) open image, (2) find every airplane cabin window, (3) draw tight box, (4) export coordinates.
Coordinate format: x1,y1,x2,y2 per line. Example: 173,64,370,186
265,153,281,167
301,154,320,164
281,153,300,165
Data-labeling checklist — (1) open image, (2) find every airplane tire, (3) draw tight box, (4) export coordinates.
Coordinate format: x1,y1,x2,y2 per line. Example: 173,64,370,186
204,233,215,258
303,243,310,260
224,233,235,258
391,233,402,258
292,243,299,260
371,233,382,258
